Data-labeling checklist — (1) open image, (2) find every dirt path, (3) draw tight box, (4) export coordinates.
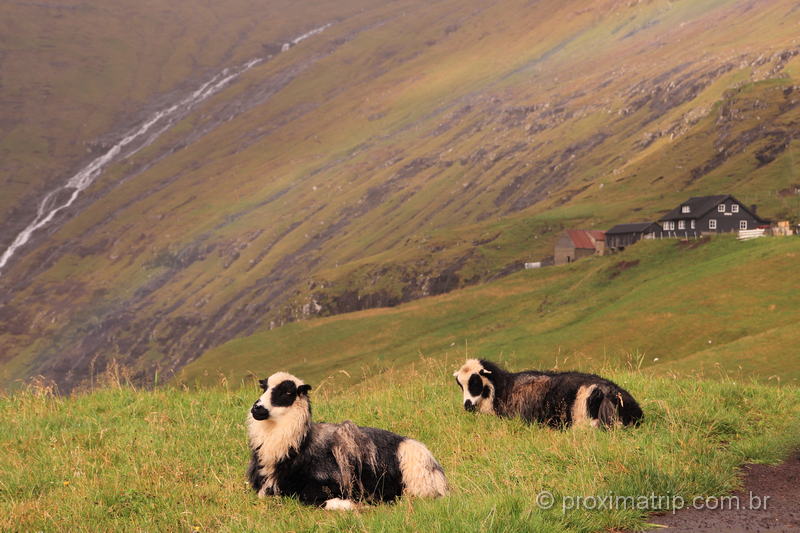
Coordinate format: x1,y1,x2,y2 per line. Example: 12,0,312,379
645,451,800,532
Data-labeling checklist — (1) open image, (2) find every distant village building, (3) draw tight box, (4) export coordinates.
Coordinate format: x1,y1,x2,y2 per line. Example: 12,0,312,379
605,222,662,252
555,193,779,264
659,195,768,235
772,220,794,236
554,230,605,265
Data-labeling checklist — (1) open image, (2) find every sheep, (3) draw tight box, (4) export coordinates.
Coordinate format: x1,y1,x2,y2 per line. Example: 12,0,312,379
454,359,643,428
247,372,448,509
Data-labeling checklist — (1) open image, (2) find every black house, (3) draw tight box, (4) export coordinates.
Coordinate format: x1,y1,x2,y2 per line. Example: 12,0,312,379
606,222,662,251
660,195,768,235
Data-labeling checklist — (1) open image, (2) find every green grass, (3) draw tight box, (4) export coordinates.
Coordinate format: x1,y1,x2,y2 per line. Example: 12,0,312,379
2,359,799,532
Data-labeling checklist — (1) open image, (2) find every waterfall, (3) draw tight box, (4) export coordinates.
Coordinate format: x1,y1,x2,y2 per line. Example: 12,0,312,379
0,24,333,276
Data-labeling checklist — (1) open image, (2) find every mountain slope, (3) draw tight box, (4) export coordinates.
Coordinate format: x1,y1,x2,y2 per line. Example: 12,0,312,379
0,0,375,248
2,0,800,390
179,236,800,387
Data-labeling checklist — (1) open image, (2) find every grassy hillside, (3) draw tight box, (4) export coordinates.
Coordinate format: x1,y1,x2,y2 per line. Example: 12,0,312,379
4,0,800,390
0,0,376,243
2,360,799,532
180,235,800,388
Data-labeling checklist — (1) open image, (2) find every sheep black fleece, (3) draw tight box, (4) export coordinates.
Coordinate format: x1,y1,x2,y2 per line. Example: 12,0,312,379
247,372,448,510
454,359,643,428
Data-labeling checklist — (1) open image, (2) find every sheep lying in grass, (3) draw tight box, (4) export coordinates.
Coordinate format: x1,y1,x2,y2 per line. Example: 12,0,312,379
454,359,643,428
246,372,448,510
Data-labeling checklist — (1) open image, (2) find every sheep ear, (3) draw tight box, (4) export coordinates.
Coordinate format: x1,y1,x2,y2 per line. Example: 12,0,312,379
298,384,312,396
479,368,492,376
258,379,269,391
452,371,460,377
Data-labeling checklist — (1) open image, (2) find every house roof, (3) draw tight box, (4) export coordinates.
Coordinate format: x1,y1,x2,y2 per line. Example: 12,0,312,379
606,222,661,234
660,194,768,222
660,195,730,221
588,230,605,241
566,229,605,249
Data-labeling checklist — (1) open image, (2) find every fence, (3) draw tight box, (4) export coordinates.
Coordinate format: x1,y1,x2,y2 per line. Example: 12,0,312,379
737,228,766,240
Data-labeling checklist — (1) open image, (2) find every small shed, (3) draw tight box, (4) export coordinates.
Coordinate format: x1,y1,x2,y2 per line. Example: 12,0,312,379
771,221,794,236
605,222,662,252
554,230,605,265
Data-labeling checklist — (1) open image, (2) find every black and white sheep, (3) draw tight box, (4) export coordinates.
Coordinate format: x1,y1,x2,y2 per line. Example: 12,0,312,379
247,372,448,510
453,359,643,428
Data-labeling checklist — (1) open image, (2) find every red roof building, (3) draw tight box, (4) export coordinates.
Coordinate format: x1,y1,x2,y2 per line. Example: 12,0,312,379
554,230,605,265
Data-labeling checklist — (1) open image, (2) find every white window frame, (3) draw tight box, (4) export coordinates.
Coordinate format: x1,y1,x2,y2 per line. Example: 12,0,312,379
718,204,725,212
691,220,696,229
678,220,685,230
709,219,717,230
731,204,739,213
739,220,747,230
681,205,690,213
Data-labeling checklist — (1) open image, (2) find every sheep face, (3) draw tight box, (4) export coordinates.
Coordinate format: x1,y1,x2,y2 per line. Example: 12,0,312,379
453,359,493,414
251,372,311,422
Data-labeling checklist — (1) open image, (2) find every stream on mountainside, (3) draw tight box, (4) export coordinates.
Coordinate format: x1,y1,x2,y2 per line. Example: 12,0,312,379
0,23,333,276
